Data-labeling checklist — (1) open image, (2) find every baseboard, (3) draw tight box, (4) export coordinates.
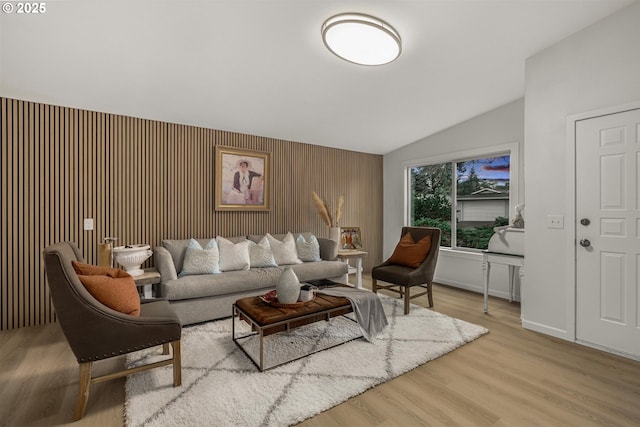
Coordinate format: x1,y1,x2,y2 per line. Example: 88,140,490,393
576,339,640,361
521,319,569,340
522,320,639,360
434,277,520,302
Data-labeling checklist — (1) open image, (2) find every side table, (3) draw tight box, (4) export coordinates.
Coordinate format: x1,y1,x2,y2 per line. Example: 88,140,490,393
337,249,368,289
133,268,161,299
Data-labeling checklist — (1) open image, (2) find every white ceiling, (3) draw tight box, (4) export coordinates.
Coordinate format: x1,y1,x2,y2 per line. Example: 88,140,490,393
0,0,634,154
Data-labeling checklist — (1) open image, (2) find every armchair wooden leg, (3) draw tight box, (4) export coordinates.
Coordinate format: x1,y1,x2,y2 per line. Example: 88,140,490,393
372,278,378,293
171,340,182,387
74,362,92,421
404,287,411,315
162,343,170,355
427,283,434,308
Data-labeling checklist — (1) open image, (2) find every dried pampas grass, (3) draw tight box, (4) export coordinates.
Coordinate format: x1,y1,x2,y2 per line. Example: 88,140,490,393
312,191,332,226
312,192,344,227
335,195,344,226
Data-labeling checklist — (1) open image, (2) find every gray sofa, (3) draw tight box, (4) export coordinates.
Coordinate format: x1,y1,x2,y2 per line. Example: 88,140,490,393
154,233,348,325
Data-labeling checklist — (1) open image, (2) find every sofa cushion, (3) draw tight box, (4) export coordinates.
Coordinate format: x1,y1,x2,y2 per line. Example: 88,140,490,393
162,260,348,301
180,238,220,276
217,236,250,272
267,232,302,265
163,267,282,300
295,234,321,262
248,236,277,268
71,261,140,316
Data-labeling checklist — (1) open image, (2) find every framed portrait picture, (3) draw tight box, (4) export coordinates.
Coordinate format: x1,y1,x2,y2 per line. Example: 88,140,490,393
215,146,270,211
340,227,362,249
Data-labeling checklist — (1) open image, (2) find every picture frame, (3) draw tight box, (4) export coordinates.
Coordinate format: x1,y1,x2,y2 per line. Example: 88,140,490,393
339,227,362,249
215,146,270,211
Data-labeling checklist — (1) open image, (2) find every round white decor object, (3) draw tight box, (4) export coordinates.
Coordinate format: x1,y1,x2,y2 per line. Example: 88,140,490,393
276,267,301,304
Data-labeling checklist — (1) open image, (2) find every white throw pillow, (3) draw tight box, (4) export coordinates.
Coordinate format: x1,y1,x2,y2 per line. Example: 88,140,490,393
180,238,220,276
295,234,321,262
266,232,302,265
216,236,250,272
248,236,277,268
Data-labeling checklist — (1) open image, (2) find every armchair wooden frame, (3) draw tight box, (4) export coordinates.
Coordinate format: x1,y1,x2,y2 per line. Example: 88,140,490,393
373,280,433,315
372,227,441,315
42,242,182,421
75,341,181,420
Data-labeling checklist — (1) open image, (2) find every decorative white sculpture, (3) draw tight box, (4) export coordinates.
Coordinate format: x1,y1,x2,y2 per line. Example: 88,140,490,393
276,267,301,304
512,203,525,228
112,244,152,276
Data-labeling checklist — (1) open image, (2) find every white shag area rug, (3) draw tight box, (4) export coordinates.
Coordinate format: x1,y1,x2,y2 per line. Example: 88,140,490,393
125,295,488,427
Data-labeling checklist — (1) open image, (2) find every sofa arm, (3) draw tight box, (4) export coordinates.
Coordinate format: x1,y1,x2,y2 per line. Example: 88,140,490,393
318,237,338,261
154,246,178,282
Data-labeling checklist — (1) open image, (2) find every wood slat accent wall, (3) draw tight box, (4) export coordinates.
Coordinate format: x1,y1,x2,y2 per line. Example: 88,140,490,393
0,97,383,330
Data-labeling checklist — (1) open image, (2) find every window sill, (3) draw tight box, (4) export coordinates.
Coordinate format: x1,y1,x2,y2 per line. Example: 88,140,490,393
438,247,484,261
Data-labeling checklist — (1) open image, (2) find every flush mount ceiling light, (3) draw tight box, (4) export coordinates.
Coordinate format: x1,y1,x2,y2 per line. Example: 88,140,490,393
321,13,401,66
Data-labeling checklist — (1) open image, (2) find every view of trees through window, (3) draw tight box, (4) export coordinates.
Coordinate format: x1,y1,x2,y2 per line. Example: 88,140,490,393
410,155,510,250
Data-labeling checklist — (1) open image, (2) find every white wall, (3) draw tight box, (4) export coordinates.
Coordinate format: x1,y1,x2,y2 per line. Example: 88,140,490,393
383,98,525,299
523,1,640,338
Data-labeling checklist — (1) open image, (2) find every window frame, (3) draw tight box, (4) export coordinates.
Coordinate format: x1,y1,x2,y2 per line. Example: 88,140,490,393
403,142,520,253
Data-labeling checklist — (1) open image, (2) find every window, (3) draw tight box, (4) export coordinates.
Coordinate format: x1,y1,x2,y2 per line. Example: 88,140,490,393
408,154,511,250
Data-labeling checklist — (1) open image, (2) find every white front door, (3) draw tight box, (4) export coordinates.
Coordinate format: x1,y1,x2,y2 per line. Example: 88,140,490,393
576,108,640,357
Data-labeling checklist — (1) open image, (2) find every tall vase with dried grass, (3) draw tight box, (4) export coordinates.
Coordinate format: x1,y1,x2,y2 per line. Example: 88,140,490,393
312,192,344,243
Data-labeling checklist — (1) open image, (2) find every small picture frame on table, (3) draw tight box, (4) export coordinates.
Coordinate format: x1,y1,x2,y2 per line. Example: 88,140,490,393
339,227,362,250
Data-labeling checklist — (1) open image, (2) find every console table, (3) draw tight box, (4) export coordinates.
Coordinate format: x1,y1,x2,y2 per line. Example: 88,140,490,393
337,249,367,289
482,251,524,313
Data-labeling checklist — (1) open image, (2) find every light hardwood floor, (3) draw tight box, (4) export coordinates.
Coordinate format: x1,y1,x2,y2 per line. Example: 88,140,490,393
1,278,639,426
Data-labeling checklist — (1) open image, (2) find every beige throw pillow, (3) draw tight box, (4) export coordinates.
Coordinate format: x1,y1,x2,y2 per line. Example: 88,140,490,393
295,234,321,262
248,236,277,268
266,232,302,265
216,236,250,271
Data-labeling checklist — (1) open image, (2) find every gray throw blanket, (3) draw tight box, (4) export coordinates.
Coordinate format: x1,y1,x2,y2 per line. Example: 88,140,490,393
317,287,388,342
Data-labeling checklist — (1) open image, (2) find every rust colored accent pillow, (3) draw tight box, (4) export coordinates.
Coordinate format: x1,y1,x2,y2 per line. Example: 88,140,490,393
388,233,432,268
71,261,141,316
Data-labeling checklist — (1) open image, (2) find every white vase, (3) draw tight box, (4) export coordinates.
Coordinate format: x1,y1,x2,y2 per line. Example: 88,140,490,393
329,227,341,243
277,267,300,304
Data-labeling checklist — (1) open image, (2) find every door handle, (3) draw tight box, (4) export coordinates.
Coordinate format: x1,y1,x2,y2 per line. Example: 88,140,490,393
580,218,590,226
579,239,591,248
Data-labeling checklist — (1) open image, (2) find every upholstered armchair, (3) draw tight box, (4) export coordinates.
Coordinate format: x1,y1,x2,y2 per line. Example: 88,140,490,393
371,227,441,314
42,241,182,420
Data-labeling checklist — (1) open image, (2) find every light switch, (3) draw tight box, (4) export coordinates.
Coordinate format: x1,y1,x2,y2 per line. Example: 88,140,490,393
83,218,94,231
546,215,564,229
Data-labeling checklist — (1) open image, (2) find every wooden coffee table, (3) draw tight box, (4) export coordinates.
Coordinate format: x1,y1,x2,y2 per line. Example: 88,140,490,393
232,289,358,371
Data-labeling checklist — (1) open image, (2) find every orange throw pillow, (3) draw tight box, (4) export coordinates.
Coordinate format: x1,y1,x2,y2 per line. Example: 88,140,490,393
71,261,141,316
388,233,432,268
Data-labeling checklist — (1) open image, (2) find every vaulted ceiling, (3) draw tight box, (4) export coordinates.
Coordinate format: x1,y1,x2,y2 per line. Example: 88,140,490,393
1,0,633,154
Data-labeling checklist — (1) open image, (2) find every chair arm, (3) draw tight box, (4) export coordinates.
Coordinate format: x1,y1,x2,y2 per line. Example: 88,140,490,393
318,237,338,260
154,246,178,281
70,301,181,362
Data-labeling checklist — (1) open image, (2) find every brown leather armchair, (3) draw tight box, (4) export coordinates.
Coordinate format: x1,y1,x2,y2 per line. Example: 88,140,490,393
42,242,182,420
372,227,441,314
